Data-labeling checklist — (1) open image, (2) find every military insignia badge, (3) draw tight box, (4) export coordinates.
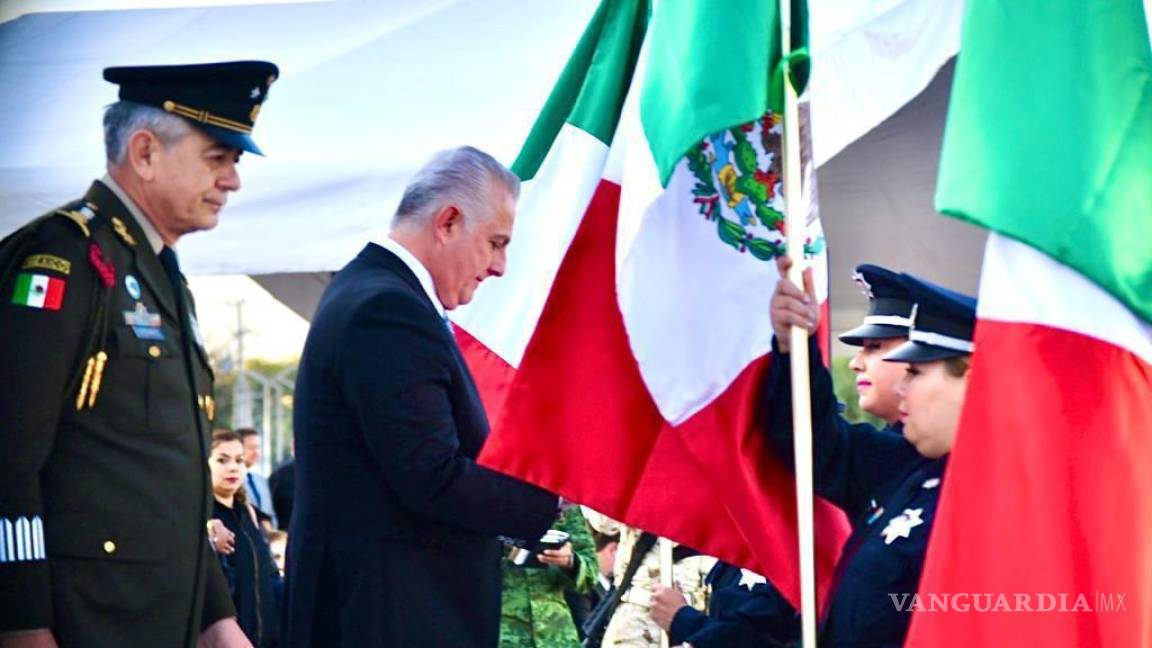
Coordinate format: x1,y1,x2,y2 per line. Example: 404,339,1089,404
55,210,90,237
111,217,137,247
0,516,46,563
852,270,874,299
685,110,825,262
123,303,164,340
124,274,142,300
22,254,71,276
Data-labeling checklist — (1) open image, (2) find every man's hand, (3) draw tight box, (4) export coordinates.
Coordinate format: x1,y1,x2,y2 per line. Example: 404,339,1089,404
649,584,689,632
771,256,818,354
0,629,57,648
537,541,575,573
198,618,251,648
207,520,236,555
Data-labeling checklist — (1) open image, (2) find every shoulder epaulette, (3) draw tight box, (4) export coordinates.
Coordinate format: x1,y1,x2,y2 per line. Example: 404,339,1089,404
52,200,99,239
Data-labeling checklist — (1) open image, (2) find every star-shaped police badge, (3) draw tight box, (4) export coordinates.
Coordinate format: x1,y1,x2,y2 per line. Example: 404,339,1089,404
881,508,924,545
738,569,767,590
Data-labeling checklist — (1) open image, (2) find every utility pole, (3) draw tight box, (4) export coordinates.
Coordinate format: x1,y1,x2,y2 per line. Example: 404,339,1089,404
272,367,297,469
231,300,254,429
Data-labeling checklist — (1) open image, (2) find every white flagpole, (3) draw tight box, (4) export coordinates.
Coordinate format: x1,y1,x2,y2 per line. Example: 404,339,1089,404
780,1,818,646
659,537,674,648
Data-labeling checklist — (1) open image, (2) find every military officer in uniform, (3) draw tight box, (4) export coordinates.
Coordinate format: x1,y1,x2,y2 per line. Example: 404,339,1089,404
0,61,278,647
764,259,975,646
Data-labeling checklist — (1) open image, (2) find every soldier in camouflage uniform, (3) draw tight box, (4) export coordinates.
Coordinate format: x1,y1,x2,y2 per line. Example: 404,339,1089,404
583,510,717,648
501,506,599,647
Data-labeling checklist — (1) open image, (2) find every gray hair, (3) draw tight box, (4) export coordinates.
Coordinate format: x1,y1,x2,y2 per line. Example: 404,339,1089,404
392,146,520,231
103,100,193,165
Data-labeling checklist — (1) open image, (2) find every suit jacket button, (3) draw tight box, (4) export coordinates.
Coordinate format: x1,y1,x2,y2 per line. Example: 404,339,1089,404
148,345,162,358
103,540,117,554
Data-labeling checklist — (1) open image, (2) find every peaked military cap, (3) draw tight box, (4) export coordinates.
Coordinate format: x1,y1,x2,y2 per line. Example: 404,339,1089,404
838,264,915,346
104,60,278,155
884,274,977,363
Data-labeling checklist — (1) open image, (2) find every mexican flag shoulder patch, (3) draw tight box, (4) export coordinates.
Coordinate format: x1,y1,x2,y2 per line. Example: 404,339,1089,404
11,272,66,311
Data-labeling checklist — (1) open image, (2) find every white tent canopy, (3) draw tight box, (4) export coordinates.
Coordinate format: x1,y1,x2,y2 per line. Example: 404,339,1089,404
0,0,983,342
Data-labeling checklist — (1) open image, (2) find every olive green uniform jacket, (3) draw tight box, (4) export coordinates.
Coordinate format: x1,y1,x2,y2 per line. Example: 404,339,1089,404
0,181,234,646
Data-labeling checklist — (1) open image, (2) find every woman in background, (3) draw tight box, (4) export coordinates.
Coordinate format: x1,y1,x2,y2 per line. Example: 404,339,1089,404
208,429,282,647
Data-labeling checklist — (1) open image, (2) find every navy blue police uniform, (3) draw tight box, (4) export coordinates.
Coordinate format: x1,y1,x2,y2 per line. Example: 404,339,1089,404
668,561,800,648
0,61,277,645
761,265,974,647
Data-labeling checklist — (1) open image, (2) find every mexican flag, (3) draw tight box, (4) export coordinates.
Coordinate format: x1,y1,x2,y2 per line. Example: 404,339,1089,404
452,0,848,606
906,1,1152,646
10,273,65,311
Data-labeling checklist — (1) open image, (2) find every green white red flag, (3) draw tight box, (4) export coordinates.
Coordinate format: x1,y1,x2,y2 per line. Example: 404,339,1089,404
10,273,65,311
452,0,849,606
907,1,1152,645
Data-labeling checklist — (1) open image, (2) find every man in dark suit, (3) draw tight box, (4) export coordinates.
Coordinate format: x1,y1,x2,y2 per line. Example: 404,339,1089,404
269,456,295,530
284,146,558,647
0,61,277,646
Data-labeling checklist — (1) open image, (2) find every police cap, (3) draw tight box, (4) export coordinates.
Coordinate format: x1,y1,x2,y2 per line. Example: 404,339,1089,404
838,264,915,346
883,274,977,363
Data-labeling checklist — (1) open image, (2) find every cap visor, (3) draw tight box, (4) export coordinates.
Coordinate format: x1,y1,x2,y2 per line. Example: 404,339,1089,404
882,341,966,363
838,323,908,346
195,123,264,156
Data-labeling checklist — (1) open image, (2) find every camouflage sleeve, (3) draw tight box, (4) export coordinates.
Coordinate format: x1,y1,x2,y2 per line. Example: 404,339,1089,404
0,217,96,632
556,506,598,593
580,506,622,536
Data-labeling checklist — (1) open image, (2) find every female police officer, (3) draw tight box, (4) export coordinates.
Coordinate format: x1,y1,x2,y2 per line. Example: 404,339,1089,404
883,276,976,461
763,261,975,647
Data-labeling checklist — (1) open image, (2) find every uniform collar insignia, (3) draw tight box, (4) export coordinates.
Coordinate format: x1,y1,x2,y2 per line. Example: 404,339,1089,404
111,217,137,247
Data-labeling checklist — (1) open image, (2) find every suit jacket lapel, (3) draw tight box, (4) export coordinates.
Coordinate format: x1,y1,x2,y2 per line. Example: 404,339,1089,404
366,245,468,359
84,182,180,324
363,244,441,318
